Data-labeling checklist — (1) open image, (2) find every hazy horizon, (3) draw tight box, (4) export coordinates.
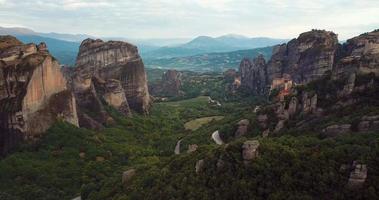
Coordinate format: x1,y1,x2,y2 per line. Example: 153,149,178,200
0,0,378,40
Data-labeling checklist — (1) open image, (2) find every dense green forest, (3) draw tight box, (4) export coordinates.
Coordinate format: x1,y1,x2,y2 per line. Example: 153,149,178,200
0,72,378,200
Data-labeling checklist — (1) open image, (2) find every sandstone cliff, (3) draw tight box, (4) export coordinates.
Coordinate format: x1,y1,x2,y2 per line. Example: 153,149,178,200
334,30,379,78
267,30,339,84
149,69,182,97
72,38,150,128
0,36,78,155
239,29,379,96
239,54,268,95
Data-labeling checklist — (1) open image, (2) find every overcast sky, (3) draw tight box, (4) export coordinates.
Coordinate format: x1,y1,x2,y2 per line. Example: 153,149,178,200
0,0,378,40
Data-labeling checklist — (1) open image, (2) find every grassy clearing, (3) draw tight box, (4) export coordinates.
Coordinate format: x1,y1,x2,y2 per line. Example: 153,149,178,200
184,116,224,131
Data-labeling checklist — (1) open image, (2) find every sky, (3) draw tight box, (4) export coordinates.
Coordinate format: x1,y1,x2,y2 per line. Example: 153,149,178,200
0,0,378,40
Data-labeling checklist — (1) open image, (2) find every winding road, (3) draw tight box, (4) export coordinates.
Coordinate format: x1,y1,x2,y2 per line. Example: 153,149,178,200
211,130,224,145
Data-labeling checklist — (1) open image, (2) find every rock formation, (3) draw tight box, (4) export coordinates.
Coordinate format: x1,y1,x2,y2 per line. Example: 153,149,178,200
187,144,198,153
323,124,351,136
234,119,250,137
122,169,136,186
357,115,379,132
0,36,78,155
195,159,205,174
239,55,268,95
267,30,339,84
242,140,260,165
149,70,182,97
347,162,368,189
72,38,150,128
223,69,241,93
334,30,379,78
239,29,379,98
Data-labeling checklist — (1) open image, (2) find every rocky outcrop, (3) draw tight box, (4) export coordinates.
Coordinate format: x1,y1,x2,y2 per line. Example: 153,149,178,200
334,30,379,78
0,36,78,155
242,140,260,165
267,30,339,84
234,119,250,137
149,70,182,97
323,124,351,136
239,55,268,95
174,139,182,155
239,29,379,99
347,163,367,189
224,69,241,93
72,38,150,128
357,115,379,132
122,169,136,186
195,159,205,174
187,144,198,153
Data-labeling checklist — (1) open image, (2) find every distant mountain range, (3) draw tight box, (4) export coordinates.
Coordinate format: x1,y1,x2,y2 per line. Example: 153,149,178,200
142,35,288,59
0,26,92,42
144,46,273,72
0,26,286,68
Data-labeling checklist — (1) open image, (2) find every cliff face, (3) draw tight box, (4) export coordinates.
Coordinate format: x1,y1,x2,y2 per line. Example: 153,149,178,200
334,30,379,78
239,55,268,95
239,29,379,95
73,39,150,128
149,70,182,97
267,30,339,84
0,36,78,155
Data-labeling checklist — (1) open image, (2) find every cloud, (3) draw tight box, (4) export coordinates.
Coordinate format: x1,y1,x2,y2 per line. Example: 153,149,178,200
61,0,113,10
0,0,377,39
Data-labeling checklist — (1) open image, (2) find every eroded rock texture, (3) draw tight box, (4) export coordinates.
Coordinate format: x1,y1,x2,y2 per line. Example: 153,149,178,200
149,70,182,97
267,30,339,84
334,30,379,78
239,29,379,97
0,36,78,155
239,55,268,95
72,38,150,128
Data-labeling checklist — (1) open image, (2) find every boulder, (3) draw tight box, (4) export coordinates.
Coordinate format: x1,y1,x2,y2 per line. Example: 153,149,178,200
187,144,198,153
242,140,260,164
287,97,298,117
347,163,367,189
273,120,285,133
195,159,205,174
257,114,268,129
96,156,105,162
122,169,136,185
262,129,270,138
234,119,250,137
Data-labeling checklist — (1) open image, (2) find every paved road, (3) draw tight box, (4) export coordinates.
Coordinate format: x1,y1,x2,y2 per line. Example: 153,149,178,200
211,130,224,145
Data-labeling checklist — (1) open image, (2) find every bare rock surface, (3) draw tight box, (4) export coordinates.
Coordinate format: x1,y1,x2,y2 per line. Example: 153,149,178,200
0,36,78,155
122,169,136,185
150,70,182,97
347,163,367,189
72,38,150,128
239,55,268,95
242,140,260,164
235,119,250,137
